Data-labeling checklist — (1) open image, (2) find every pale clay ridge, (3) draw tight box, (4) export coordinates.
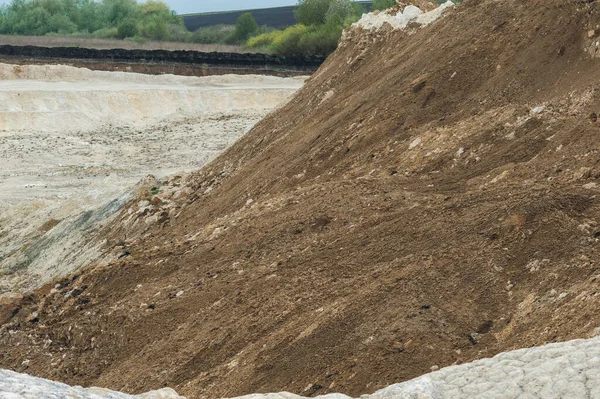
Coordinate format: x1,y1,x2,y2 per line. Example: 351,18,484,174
0,63,305,133
2,336,600,398
352,1,455,32
0,63,306,86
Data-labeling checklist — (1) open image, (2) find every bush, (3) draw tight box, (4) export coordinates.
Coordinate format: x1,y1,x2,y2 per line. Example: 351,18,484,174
247,0,354,57
140,17,168,40
190,24,234,44
74,1,104,33
138,0,177,41
296,22,342,56
117,18,138,39
20,8,52,35
295,0,331,26
166,23,190,42
102,0,139,26
270,24,309,56
225,12,258,44
325,0,355,25
246,30,279,49
351,2,365,18
47,14,78,34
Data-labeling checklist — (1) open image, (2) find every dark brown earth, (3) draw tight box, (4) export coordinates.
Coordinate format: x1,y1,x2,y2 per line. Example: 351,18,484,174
0,44,324,77
3,0,600,398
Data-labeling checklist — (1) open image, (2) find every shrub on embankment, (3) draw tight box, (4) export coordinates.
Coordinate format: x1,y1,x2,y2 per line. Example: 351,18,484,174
246,0,361,56
246,0,460,57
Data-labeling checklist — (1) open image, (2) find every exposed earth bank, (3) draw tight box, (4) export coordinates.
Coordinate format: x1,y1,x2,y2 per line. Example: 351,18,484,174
0,45,324,77
3,0,600,399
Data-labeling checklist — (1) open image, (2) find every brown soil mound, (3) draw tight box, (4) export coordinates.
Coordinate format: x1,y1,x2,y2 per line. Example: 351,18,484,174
3,0,600,398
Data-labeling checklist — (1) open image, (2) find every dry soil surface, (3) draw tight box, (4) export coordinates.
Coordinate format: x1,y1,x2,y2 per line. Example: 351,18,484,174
3,1,600,399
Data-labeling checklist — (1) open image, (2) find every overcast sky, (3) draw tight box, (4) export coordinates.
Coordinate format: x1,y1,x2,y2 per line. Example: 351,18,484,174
0,0,299,14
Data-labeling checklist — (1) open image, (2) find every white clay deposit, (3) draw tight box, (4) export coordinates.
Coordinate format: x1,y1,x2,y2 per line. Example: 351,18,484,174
0,369,184,399
0,64,304,133
3,335,600,398
352,1,455,31
0,63,304,294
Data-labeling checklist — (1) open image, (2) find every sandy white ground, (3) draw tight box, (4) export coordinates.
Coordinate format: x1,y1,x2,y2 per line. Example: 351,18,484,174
0,369,184,399
2,336,600,398
0,63,304,294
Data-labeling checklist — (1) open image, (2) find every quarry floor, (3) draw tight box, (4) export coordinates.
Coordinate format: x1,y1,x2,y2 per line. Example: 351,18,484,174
0,63,304,294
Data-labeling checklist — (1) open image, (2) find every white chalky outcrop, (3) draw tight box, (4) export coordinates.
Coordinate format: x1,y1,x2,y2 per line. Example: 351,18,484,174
2,336,600,398
0,369,185,399
353,1,455,31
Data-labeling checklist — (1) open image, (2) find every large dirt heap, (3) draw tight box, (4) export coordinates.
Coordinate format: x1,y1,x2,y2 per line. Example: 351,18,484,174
3,0,600,398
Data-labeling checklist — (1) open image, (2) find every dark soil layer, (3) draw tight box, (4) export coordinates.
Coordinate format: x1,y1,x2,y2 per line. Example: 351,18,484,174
0,58,311,77
3,1,600,398
0,44,324,76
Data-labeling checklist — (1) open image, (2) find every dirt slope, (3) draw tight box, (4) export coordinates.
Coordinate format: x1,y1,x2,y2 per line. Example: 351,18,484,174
3,0,600,398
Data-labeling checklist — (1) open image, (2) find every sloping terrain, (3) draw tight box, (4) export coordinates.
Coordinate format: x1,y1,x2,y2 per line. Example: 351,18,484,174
3,0,600,398
0,64,303,295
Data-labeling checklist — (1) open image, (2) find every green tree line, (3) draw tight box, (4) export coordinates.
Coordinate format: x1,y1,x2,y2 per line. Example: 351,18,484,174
0,0,184,40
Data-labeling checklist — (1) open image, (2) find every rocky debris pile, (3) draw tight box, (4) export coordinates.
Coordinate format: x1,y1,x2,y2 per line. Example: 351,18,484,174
0,369,184,399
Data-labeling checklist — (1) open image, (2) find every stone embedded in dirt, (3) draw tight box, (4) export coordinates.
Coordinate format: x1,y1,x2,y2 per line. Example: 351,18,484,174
411,74,429,93
468,333,481,345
